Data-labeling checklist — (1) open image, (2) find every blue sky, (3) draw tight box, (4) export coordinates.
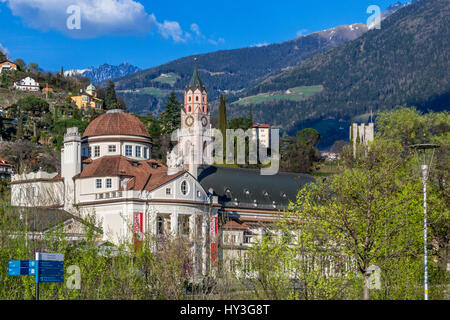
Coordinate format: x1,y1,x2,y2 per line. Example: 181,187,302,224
0,0,407,71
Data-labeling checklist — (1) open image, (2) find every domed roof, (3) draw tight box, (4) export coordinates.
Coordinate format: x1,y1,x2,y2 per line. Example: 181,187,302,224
82,110,150,139
86,83,96,91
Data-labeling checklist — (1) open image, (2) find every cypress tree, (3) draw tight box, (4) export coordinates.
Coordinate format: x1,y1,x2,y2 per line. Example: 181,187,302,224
16,116,23,141
218,95,227,157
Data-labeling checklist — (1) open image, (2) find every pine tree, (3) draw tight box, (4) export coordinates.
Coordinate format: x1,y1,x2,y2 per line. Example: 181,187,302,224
104,81,118,110
160,91,181,134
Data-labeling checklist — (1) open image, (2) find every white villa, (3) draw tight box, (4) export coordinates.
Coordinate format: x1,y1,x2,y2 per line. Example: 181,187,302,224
13,77,40,91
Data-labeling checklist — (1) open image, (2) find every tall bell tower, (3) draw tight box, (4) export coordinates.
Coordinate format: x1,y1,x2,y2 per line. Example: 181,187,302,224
179,58,212,177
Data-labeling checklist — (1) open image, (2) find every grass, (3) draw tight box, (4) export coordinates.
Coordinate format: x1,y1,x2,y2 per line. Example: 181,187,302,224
117,87,183,99
151,73,180,87
232,85,323,106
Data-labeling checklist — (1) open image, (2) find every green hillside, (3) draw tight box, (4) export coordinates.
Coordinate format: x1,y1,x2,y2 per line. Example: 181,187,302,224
111,24,367,113
241,0,449,134
232,85,323,106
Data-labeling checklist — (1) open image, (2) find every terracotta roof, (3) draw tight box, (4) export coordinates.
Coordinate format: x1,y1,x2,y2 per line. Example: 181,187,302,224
77,155,185,192
82,110,150,139
222,219,250,230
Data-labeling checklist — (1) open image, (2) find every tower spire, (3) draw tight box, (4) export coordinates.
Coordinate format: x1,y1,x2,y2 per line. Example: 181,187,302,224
187,57,205,90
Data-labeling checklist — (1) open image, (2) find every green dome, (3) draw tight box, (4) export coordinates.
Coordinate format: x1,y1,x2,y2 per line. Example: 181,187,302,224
86,84,96,91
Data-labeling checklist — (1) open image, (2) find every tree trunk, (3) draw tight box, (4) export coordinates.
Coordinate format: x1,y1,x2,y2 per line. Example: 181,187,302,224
363,272,370,300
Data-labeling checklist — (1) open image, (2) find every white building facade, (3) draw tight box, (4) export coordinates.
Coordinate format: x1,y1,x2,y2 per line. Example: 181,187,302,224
13,77,40,91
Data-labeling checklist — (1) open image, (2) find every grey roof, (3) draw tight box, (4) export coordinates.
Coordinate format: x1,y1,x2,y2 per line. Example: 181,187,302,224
197,166,316,211
8,207,80,232
186,61,205,91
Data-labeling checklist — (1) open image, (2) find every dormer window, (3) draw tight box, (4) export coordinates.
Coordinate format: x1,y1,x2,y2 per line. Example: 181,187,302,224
196,96,199,102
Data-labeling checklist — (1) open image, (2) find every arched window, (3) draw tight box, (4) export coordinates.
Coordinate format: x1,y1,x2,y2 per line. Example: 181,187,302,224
196,96,199,102
188,106,191,113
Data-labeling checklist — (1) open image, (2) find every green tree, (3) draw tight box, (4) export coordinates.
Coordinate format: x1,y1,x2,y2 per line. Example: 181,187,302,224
288,140,429,300
13,59,26,71
27,62,38,73
218,95,227,157
104,81,118,110
16,96,50,137
159,91,181,135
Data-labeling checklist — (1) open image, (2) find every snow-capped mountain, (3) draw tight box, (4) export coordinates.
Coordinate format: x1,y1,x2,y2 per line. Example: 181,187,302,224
64,62,140,84
368,1,409,29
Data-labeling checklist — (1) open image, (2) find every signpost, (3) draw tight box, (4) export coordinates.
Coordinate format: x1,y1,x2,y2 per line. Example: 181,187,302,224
8,252,64,300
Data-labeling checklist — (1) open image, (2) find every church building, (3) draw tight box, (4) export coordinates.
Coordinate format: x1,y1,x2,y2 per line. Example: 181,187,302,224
10,61,314,274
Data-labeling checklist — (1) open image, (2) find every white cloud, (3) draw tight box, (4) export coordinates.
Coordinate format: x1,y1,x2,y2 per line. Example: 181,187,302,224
1,0,154,38
1,0,223,44
296,29,308,37
251,42,269,48
190,23,202,37
190,23,224,46
157,19,191,43
208,37,225,46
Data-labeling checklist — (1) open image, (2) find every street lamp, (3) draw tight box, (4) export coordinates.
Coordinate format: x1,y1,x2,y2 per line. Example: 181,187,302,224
409,143,439,301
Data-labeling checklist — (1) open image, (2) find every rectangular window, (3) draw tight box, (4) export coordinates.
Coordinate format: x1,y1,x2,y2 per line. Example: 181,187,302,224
108,145,116,153
96,179,102,189
88,147,92,158
166,188,171,195
94,146,100,157
136,146,141,158
106,178,112,188
144,147,148,159
125,145,132,157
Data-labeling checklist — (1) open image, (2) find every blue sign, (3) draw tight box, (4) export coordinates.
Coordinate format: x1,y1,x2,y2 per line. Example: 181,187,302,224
39,268,64,276
39,261,64,268
39,275,64,283
8,260,37,268
8,267,36,276
8,254,65,284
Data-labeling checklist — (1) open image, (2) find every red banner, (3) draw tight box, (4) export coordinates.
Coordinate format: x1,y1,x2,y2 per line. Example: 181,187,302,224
133,212,143,251
210,216,218,266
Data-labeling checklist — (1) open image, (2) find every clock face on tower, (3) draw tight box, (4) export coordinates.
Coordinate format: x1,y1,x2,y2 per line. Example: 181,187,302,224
185,116,194,127
201,116,208,127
